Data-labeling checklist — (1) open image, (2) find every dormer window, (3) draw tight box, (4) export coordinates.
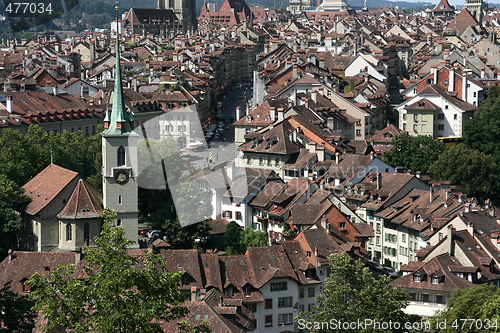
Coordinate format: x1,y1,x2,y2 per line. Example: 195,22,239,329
432,277,440,284
246,115,252,122
227,286,234,296
413,275,422,283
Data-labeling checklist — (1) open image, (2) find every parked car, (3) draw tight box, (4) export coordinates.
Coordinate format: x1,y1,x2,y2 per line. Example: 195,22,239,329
382,267,398,278
146,230,162,239
368,260,383,271
138,228,151,235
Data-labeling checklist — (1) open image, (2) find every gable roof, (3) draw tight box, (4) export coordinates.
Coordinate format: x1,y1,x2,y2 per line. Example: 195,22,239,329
24,164,79,215
56,179,103,220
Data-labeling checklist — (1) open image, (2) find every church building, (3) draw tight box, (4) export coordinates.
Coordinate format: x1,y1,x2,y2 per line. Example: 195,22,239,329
22,17,139,251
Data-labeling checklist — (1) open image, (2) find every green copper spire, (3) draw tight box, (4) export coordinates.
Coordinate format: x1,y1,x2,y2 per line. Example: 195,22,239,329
102,1,133,136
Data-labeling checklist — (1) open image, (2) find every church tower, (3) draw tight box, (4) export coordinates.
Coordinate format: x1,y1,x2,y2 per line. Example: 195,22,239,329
464,0,483,23
101,2,139,247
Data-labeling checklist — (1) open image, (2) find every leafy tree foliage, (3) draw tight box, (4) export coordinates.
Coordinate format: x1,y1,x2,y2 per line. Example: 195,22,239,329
0,282,36,333
222,221,268,255
27,208,209,333
428,144,500,203
298,252,416,333
0,174,30,259
0,125,101,188
463,86,500,166
383,134,446,175
431,284,500,333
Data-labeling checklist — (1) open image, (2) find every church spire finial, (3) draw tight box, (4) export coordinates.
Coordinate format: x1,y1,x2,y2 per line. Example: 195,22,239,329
102,1,133,136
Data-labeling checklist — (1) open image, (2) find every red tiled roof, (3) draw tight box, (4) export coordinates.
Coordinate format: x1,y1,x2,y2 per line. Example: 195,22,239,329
56,179,103,220
24,164,79,215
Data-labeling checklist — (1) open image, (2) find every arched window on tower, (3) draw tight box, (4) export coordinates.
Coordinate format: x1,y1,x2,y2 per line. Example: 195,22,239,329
84,223,90,244
117,146,125,166
66,223,72,241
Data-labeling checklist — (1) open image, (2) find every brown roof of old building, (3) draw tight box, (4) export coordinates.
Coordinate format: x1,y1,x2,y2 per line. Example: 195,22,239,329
56,179,102,220
24,164,79,215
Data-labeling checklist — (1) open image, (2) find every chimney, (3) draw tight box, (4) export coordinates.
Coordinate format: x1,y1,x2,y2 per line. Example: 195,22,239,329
447,225,454,256
6,95,12,113
335,152,340,164
481,67,485,79
376,172,381,190
292,89,297,106
292,64,298,79
277,108,284,121
431,66,438,84
236,106,241,120
53,86,58,96
464,203,471,213
270,107,276,120
416,171,422,179
320,215,328,230
8,249,12,261
370,151,374,160
395,166,404,173
75,247,82,266
311,91,317,103
190,286,197,301
314,246,318,258
429,185,434,203
246,104,250,116
448,68,454,92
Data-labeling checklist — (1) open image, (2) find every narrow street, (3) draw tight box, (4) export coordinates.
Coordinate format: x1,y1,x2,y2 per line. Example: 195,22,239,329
186,83,253,170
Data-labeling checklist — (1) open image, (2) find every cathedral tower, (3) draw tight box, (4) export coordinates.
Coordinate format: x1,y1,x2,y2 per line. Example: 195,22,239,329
464,0,483,23
101,2,139,247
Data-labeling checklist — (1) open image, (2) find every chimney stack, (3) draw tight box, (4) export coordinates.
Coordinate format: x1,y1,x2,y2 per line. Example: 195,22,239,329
447,225,454,256
191,286,197,301
311,91,317,103
8,249,12,261
270,107,276,120
53,86,58,96
335,152,340,164
376,172,382,190
277,108,284,121
75,247,82,266
6,95,12,113
236,106,241,120
430,185,434,203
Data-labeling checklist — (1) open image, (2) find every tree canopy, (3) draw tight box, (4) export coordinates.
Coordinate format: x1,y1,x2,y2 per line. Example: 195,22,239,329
383,134,446,175
431,284,500,333
0,125,101,189
0,174,31,259
298,252,416,333
428,144,500,203
27,208,208,333
463,86,500,166
0,282,36,333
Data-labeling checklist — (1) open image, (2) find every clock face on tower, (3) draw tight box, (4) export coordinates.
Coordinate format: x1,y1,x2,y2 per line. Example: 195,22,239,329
115,171,130,185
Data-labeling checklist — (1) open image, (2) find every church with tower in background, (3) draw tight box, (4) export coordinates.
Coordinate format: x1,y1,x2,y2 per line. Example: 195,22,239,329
21,12,140,252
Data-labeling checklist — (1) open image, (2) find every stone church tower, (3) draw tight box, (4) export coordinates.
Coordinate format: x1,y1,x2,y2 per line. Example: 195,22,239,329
157,0,197,31
464,0,483,23
101,7,139,247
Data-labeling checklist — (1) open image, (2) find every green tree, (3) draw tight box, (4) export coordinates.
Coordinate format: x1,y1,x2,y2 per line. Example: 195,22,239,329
463,86,500,165
0,125,102,188
431,284,500,333
0,282,36,333
383,134,446,174
27,208,209,333
240,228,268,248
0,174,30,259
428,144,500,203
298,253,415,332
